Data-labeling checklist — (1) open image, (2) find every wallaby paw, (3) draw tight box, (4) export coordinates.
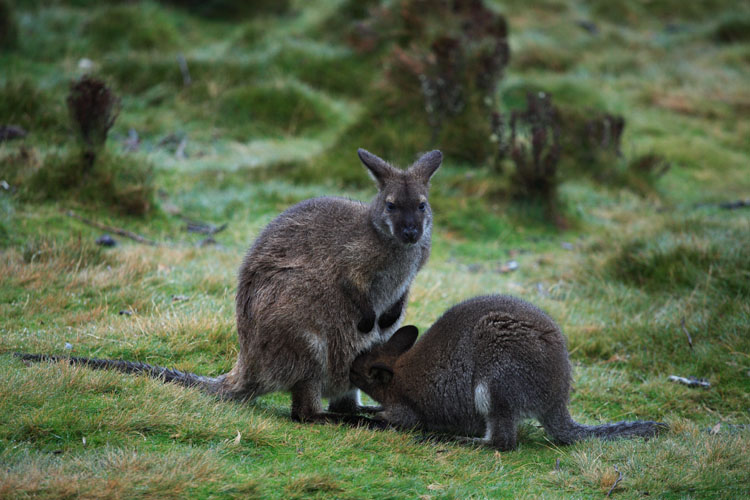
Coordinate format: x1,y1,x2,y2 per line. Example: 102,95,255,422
377,313,399,330
357,314,376,333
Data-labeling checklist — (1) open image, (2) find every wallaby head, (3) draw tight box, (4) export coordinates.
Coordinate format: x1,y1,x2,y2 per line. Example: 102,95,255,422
358,149,442,246
350,325,418,401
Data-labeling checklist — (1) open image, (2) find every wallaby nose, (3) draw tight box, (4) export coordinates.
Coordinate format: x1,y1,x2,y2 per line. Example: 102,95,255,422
402,226,419,244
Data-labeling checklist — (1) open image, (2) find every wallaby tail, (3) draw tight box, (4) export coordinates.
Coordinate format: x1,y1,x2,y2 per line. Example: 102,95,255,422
14,353,223,393
540,403,667,445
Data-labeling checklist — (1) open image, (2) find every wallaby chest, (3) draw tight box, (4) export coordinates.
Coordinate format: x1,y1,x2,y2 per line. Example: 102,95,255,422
369,244,424,314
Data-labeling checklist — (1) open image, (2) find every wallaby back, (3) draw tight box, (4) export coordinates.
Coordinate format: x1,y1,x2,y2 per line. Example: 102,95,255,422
350,295,666,450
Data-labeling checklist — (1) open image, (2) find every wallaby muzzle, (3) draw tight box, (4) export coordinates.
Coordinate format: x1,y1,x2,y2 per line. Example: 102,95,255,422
401,226,420,244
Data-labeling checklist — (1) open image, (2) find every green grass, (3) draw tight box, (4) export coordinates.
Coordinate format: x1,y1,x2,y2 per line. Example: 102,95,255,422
1,0,749,498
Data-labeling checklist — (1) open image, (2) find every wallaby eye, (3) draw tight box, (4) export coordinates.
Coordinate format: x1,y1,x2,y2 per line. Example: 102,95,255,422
418,202,426,211
386,202,396,212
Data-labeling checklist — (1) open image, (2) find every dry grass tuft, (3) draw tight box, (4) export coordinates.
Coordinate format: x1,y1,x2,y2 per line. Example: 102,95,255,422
0,446,233,499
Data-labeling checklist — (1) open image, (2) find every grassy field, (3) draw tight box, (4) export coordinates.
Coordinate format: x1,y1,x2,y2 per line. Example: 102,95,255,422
1,0,749,498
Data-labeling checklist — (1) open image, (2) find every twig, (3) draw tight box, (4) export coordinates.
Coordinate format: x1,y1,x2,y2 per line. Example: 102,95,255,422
175,137,187,159
179,215,228,235
66,210,158,246
177,53,192,86
606,465,623,497
680,317,693,350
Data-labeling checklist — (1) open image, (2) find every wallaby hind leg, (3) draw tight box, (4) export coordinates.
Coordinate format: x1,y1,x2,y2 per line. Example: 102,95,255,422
290,379,325,422
485,413,519,451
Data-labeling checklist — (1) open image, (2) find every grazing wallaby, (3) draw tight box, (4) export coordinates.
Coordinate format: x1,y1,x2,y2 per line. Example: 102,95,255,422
350,295,666,450
17,148,442,424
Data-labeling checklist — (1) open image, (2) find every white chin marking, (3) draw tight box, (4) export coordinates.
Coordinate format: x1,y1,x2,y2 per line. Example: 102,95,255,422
385,218,395,237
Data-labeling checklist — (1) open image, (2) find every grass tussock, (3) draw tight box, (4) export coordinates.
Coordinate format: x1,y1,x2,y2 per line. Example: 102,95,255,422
3,148,155,216
1,359,278,449
20,235,107,268
0,446,247,499
217,84,334,140
0,79,67,136
606,220,750,295
551,422,750,497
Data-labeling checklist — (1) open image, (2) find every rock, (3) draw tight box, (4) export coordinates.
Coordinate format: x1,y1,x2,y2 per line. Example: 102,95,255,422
96,234,117,247
0,125,27,142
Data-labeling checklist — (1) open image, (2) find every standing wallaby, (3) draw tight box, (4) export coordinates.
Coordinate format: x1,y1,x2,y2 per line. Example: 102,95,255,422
16,148,442,424
350,295,666,450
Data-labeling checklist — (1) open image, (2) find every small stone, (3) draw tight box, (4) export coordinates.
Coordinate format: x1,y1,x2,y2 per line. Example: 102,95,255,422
561,242,574,250
96,234,117,247
0,125,27,142
78,58,94,70
575,19,599,35
466,263,482,273
497,260,519,273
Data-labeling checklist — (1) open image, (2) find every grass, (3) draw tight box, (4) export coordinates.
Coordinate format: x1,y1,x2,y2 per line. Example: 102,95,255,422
1,0,749,498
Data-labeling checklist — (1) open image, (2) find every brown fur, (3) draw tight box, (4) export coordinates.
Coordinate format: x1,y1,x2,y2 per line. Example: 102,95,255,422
219,149,442,421
351,295,666,450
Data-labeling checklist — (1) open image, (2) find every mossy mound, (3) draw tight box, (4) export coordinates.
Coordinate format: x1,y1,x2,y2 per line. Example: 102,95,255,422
215,84,334,140
608,228,750,296
83,2,182,53
1,148,155,216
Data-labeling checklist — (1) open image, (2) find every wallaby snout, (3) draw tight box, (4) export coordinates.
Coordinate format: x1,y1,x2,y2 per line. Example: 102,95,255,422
401,225,420,244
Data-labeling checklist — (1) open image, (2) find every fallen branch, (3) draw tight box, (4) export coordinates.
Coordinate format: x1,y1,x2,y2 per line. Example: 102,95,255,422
719,199,750,210
668,375,710,388
66,210,158,246
606,465,623,497
693,198,750,210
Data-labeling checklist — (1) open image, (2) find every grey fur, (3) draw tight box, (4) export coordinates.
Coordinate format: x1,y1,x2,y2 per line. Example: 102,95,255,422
350,295,667,450
17,148,442,424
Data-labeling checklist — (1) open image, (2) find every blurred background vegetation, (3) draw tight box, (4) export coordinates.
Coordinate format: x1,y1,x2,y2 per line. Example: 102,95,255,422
2,0,747,232
1,0,749,498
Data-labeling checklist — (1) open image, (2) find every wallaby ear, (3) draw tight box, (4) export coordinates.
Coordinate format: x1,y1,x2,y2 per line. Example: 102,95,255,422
408,150,442,185
369,362,394,385
385,325,419,355
358,148,394,189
